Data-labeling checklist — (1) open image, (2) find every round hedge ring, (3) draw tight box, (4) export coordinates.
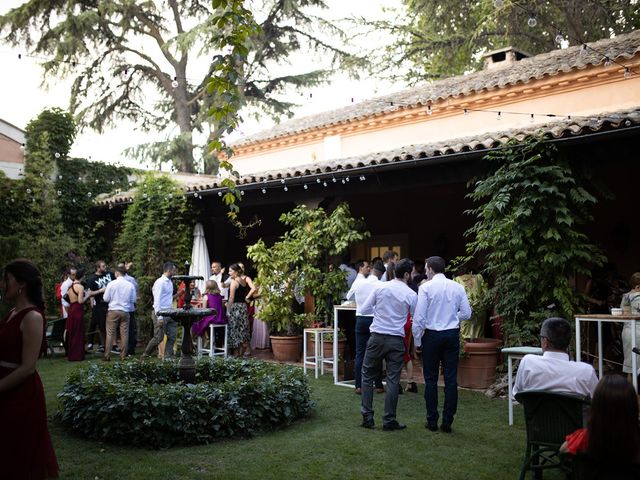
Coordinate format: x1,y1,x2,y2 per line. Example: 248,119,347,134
57,358,314,448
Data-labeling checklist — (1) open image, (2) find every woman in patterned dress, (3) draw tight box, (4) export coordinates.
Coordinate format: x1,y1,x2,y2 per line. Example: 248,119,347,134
227,263,254,356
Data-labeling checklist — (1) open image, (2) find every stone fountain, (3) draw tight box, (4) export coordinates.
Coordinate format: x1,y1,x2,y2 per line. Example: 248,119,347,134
156,262,216,383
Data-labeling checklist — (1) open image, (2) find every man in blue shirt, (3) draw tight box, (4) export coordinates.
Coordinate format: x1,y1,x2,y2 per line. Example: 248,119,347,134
359,258,417,431
413,256,472,433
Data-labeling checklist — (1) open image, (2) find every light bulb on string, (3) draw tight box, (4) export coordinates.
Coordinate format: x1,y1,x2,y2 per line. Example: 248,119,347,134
240,190,245,196
527,16,537,28
283,186,288,192
54,152,61,158
497,111,502,120
57,190,62,196
332,177,337,183
603,57,612,67
624,68,633,79
26,188,32,194
303,184,308,190
345,177,350,182
359,175,366,181
58,175,63,180
171,77,179,88
463,108,469,115
316,178,321,183
427,105,432,115
530,114,534,123
87,192,92,197
217,191,223,197
579,44,588,56
323,181,327,187
341,179,346,184
555,32,564,45
261,188,266,194
280,179,285,184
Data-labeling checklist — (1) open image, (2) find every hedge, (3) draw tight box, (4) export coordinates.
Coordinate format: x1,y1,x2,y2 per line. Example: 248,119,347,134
56,358,314,448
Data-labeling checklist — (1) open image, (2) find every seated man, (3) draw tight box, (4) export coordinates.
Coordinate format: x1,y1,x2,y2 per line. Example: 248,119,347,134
513,317,598,398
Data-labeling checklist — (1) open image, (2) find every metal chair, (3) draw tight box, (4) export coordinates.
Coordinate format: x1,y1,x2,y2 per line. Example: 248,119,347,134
45,317,67,356
515,390,590,480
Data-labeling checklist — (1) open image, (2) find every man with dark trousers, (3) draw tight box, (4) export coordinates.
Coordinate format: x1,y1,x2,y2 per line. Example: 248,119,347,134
413,256,471,433
359,258,417,431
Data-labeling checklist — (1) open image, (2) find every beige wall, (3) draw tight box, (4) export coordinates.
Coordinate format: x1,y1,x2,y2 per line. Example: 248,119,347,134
230,66,640,176
0,133,24,179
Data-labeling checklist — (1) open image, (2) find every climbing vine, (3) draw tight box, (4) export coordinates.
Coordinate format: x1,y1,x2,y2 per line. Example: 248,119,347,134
464,135,606,346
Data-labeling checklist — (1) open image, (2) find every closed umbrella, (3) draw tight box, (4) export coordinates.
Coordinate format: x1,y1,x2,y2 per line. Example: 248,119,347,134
189,223,210,293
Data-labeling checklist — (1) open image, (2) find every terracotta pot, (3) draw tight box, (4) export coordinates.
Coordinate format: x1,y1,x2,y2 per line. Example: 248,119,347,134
457,337,503,390
309,339,346,359
270,335,303,362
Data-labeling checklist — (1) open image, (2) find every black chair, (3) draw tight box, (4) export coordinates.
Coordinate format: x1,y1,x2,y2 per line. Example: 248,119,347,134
46,317,67,356
515,390,591,480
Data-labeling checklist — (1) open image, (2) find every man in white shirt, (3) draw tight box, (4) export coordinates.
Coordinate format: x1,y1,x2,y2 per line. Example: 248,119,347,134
359,258,417,431
60,267,76,318
209,261,229,300
413,256,471,433
142,262,178,359
347,261,384,394
345,260,371,300
102,266,136,361
513,317,598,398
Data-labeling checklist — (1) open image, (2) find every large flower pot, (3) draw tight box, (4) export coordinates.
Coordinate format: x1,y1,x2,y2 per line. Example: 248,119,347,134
457,338,503,390
270,335,303,362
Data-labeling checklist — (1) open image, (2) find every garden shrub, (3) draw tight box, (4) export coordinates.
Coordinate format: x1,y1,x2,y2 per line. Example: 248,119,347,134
56,358,314,448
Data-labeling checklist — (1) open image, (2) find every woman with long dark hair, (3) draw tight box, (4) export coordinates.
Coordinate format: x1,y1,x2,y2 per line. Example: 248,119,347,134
227,263,252,356
562,374,640,466
0,259,59,479
65,268,86,362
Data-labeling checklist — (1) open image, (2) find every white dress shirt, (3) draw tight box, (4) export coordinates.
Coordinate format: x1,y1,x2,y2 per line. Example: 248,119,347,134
103,277,136,312
209,272,229,300
60,277,73,317
360,279,417,337
347,275,381,317
153,274,174,313
512,351,599,398
412,273,472,347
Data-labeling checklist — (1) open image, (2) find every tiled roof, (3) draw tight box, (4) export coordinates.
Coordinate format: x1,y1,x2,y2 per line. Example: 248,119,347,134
231,30,640,147
95,108,640,206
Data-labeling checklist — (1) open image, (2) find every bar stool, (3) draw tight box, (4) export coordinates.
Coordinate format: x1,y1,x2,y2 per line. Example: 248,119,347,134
197,323,228,358
303,327,333,378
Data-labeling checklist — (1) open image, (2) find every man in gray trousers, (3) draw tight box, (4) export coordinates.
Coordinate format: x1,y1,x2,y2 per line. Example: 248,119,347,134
359,258,417,430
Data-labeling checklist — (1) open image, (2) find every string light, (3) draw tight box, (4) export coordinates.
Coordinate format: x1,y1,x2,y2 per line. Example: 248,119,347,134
316,178,321,183
280,179,285,184
332,177,337,183
555,32,564,45
322,181,327,187
54,152,61,158
303,184,308,189
603,57,612,67
530,113,534,123
624,68,632,79
427,105,433,115
527,16,537,28
240,190,245,196
497,111,501,120
171,77,179,88
217,191,223,197
261,188,266,194
283,186,288,191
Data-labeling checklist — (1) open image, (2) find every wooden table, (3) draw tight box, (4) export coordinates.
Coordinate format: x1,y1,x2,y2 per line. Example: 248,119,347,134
575,313,640,392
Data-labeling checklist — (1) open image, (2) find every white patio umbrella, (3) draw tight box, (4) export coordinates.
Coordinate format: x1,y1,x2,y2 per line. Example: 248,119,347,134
189,223,210,293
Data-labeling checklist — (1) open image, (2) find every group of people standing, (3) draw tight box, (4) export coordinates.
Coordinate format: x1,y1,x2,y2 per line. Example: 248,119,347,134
347,253,472,432
58,260,137,362
140,260,269,360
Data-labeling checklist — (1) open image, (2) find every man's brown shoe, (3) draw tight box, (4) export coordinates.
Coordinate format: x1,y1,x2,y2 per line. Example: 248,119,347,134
355,388,362,395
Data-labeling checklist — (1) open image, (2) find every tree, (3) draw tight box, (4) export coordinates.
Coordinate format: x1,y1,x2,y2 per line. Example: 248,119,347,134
0,1,352,173
247,203,369,335
363,0,640,83
463,135,606,346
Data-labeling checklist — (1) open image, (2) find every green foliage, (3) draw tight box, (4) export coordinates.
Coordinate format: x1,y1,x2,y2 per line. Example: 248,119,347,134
0,108,133,313
56,358,314,448
0,1,353,174
248,203,369,335
463,135,606,346
364,0,640,83
113,174,192,325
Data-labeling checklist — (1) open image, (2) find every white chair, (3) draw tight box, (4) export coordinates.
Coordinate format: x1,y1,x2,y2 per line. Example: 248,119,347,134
197,324,228,358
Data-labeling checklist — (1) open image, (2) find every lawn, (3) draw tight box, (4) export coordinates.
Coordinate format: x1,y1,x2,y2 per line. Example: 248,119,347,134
39,356,541,480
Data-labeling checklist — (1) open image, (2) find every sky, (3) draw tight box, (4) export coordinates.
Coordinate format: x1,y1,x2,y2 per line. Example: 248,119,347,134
0,0,404,170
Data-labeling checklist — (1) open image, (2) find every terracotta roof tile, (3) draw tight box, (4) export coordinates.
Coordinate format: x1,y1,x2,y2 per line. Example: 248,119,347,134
231,31,640,147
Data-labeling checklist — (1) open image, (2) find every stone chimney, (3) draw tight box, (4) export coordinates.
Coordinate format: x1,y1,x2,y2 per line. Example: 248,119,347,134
482,47,530,70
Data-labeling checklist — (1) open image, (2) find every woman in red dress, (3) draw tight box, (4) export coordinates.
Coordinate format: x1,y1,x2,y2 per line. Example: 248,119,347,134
0,259,59,479
65,268,85,362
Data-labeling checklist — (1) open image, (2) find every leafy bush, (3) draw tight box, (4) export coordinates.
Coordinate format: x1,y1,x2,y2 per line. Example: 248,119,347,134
56,358,314,448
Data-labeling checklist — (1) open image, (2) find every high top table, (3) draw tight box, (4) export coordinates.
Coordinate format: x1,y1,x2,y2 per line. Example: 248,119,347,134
502,346,543,425
333,304,356,387
574,314,640,392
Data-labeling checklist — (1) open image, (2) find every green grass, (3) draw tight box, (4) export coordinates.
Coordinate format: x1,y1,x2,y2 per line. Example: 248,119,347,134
38,356,544,479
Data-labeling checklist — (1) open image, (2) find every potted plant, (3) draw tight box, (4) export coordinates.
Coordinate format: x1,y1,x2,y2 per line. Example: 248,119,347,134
248,203,369,362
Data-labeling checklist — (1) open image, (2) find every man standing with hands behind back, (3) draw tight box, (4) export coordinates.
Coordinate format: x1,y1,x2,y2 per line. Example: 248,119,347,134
413,256,471,433
359,258,417,431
